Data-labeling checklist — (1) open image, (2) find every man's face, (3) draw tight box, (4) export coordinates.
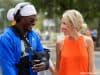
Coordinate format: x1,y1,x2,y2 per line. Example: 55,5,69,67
21,15,37,31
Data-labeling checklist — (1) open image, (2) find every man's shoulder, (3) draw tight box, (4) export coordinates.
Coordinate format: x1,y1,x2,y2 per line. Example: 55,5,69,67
0,27,14,40
31,30,39,35
30,30,40,39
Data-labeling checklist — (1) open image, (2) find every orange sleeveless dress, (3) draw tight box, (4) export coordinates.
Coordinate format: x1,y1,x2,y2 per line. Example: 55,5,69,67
58,36,89,75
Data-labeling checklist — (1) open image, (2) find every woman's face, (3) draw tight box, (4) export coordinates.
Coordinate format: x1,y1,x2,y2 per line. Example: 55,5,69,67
21,15,37,31
60,17,74,35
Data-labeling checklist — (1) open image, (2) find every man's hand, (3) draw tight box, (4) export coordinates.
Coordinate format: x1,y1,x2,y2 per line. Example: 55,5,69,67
32,60,46,72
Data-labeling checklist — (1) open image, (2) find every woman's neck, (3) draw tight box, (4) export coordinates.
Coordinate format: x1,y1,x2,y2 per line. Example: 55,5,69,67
68,31,81,40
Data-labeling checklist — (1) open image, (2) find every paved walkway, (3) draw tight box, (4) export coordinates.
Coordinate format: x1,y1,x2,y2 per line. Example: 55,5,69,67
0,40,100,75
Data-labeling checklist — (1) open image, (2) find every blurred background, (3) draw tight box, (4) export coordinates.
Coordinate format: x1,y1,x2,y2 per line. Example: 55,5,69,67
0,0,100,75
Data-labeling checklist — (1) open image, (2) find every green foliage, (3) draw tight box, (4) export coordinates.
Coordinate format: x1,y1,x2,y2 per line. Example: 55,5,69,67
0,0,20,30
25,0,100,46
34,12,45,31
25,0,100,27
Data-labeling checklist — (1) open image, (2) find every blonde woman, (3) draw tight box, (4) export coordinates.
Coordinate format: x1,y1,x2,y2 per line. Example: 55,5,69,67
56,10,95,75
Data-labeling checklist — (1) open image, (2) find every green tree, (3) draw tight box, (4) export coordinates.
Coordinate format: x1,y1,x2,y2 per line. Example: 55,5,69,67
0,0,24,30
25,0,100,46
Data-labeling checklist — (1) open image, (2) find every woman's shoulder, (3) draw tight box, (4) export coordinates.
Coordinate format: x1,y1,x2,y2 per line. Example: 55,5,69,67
83,35,94,48
83,35,93,43
56,40,64,52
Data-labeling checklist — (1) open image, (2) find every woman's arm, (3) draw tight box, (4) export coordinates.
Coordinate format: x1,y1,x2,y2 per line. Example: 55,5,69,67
49,59,55,75
55,41,62,75
86,36,95,75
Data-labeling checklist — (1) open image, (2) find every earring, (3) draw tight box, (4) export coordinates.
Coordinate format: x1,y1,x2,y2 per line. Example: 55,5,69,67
11,21,16,26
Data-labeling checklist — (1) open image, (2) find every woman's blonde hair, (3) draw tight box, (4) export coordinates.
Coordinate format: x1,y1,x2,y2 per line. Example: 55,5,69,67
62,9,85,31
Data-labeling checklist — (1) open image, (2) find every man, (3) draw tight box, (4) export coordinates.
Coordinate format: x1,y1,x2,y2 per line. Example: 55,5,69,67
0,2,48,75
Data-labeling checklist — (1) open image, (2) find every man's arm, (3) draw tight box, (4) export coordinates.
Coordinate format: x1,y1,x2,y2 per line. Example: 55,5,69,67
0,35,16,75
